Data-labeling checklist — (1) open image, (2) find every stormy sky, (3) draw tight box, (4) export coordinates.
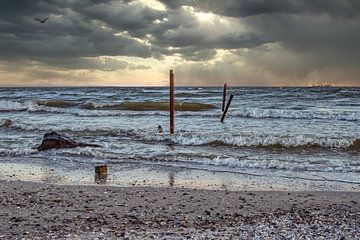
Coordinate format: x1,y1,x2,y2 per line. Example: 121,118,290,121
0,0,359,86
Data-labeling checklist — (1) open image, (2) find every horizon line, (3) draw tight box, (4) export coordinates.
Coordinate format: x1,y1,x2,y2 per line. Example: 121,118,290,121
0,85,359,88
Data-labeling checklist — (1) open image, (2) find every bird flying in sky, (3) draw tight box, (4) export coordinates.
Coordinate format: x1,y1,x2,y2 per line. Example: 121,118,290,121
34,17,49,23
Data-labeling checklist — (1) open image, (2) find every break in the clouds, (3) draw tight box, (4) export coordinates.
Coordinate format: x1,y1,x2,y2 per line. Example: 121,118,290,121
0,0,359,86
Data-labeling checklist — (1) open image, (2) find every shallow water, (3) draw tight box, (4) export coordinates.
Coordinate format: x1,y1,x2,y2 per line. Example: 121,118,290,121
0,87,359,189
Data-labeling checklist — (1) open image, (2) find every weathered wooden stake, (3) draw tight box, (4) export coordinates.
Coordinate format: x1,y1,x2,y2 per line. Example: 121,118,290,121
95,165,108,175
220,94,234,123
95,165,108,184
222,83,227,112
170,70,175,134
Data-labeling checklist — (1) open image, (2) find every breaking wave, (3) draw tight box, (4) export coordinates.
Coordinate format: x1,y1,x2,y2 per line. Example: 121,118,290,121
1,99,359,121
1,146,359,173
0,148,38,157
37,100,77,108
230,108,360,121
151,133,360,151
188,157,360,173
0,100,30,112
0,99,215,113
81,101,216,111
3,117,360,151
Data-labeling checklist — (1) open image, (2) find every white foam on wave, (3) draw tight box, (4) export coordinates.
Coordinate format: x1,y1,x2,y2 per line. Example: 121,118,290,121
29,103,169,117
150,132,358,149
189,156,360,173
173,107,360,121
0,148,38,156
5,116,359,150
2,99,360,121
230,108,360,121
1,142,358,173
9,121,138,138
0,100,32,111
31,147,360,173
0,99,163,117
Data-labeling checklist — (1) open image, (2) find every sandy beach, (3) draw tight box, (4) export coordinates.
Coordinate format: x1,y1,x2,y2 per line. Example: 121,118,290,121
1,180,359,239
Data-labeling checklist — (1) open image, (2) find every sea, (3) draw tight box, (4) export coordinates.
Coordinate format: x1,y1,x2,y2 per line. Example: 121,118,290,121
0,87,359,190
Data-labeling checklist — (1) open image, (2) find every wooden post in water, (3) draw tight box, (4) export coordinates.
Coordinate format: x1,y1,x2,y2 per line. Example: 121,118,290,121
170,70,175,134
222,83,227,112
220,94,233,123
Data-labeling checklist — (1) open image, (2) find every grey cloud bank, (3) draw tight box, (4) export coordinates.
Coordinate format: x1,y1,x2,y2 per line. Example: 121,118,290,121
0,0,359,86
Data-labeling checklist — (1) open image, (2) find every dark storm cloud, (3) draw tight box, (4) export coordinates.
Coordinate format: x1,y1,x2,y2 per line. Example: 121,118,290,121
144,7,268,57
179,48,217,61
155,0,360,59
159,0,360,18
0,0,267,66
44,57,150,71
158,0,360,84
75,3,266,58
77,1,166,38
0,0,157,70
245,13,360,65
0,0,359,85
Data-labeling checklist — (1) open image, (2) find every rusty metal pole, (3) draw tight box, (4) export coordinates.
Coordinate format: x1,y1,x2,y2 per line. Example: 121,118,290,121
170,70,175,134
220,94,233,123
222,83,227,112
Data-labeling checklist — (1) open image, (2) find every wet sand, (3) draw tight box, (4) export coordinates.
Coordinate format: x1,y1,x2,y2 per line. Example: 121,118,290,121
1,180,359,239
1,162,359,192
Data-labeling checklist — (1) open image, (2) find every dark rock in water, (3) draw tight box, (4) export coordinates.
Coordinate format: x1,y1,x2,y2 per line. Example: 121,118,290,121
349,139,360,150
37,131,101,151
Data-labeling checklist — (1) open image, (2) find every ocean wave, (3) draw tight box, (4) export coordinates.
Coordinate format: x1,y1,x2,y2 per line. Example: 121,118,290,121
2,99,360,121
82,101,216,111
4,118,360,151
36,100,77,108
4,146,357,173
57,150,360,173
8,122,137,137
30,107,168,117
140,89,168,93
0,100,30,112
0,148,38,157
230,108,360,121
152,133,360,150
0,99,216,113
28,106,359,121
189,157,360,173
2,145,358,173
0,99,165,117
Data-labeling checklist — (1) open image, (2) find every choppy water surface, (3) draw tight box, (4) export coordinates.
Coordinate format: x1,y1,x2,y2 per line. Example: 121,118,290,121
0,87,359,188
